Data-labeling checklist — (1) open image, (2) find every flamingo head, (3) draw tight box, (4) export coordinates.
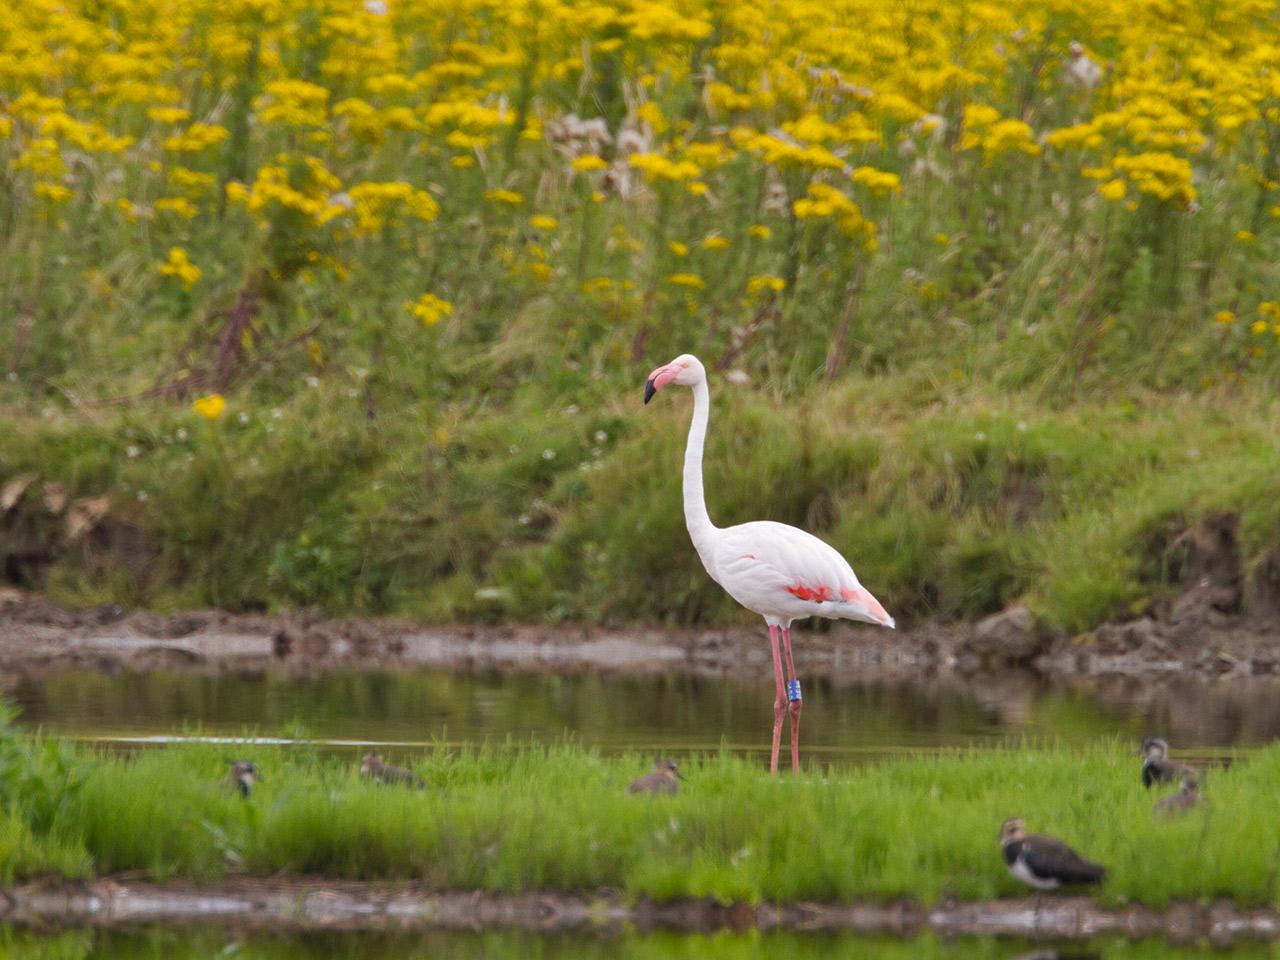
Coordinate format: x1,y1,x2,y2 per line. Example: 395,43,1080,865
643,354,705,404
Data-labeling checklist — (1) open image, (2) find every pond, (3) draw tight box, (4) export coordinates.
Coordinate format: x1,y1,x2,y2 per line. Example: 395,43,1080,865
5,926,1276,960
7,666,1279,760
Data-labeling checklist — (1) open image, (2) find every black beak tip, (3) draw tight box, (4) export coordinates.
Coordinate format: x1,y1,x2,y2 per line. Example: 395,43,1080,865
643,379,656,405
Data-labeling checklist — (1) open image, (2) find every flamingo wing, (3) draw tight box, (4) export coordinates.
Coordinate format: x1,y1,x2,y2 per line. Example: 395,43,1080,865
712,521,893,627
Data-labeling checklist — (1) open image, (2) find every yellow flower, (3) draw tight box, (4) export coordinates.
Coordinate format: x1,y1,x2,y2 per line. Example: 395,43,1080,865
1097,179,1127,201
158,247,201,289
571,155,609,172
666,272,705,289
484,188,524,205
162,122,230,153
850,166,901,196
155,196,199,218
192,394,227,421
1215,310,1236,325
702,235,730,250
529,215,559,231
669,241,689,256
1236,230,1256,244
748,225,771,240
407,292,454,326
1251,319,1268,334
746,274,785,295
629,153,700,182
34,182,73,204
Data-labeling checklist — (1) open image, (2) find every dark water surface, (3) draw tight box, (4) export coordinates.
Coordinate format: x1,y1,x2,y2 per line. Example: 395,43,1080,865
8,667,1280,758
3,927,1274,960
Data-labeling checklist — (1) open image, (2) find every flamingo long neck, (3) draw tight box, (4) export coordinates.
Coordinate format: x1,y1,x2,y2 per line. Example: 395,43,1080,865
683,377,719,573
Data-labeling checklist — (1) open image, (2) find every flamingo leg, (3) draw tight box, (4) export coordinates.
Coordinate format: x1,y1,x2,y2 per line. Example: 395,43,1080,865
782,625,801,774
768,624,785,775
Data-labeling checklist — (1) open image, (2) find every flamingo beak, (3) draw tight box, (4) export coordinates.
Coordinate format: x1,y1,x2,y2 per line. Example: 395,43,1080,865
643,364,679,404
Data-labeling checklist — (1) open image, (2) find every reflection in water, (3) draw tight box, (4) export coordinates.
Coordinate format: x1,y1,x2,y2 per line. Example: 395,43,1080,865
7,667,1280,756
3,927,1275,960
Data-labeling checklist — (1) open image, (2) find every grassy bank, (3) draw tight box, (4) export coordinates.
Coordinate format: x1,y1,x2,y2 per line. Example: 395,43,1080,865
2,714,1278,907
3,383,1280,632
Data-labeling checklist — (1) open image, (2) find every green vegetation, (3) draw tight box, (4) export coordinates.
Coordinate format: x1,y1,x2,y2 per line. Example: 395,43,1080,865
3,928,1274,960
2,709,1279,907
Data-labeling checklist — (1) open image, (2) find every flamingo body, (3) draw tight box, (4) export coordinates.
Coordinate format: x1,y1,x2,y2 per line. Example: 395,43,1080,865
713,520,893,628
643,353,894,774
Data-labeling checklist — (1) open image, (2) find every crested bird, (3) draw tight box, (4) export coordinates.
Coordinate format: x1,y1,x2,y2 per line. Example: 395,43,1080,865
644,354,894,775
1141,736,1192,788
1000,818,1106,891
225,760,261,798
628,758,682,795
360,752,426,790
1154,773,1201,816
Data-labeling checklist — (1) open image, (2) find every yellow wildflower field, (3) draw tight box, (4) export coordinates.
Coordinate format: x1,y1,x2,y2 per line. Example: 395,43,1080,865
2,0,1279,391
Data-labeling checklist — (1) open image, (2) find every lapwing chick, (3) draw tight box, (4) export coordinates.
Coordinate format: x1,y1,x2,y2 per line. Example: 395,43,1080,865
360,752,425,790
1140,736,1192,788
226,761,261,798
1154,774,1201,816
1000,818,1106,891
628,758,681,795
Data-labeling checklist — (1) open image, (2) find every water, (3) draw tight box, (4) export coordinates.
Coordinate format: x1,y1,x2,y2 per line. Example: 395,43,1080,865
8,667,1280,758
5,927,1275,960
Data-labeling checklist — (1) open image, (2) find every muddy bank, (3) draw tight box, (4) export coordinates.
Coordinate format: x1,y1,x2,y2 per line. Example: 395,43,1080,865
3,878,1278,944
0,586,1278,689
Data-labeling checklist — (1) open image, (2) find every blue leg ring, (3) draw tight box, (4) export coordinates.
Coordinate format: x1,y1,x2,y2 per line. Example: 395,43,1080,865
787,679,802,703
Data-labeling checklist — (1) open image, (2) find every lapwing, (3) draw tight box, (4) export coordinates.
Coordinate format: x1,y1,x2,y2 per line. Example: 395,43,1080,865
225,760,261,798
1000,818,1106,890
1141,736,1192,788
1154,773,1201,816
360,752,426,789
628,758,681,795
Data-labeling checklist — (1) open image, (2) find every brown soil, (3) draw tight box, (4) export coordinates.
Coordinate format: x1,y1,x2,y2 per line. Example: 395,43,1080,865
0,581,1277,688
3,877,1279,943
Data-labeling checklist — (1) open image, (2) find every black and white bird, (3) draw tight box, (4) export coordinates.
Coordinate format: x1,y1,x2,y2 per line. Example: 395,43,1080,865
1154,774,1201,816
225,760,261,798
1000,818,1106,891
1141,736,1192,788
628,758,682,795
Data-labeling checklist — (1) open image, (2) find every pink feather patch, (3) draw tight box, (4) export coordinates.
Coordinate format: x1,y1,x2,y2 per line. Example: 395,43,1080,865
841,585,889,620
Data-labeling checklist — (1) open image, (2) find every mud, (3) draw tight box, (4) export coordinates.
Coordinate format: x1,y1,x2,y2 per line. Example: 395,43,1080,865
3,878,1279,943
0,586,1277,688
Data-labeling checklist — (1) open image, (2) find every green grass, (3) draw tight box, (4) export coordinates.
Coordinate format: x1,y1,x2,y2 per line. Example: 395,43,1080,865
4,715,1280,908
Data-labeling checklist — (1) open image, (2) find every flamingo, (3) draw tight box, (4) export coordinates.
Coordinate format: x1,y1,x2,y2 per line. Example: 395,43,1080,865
643,354,895,775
